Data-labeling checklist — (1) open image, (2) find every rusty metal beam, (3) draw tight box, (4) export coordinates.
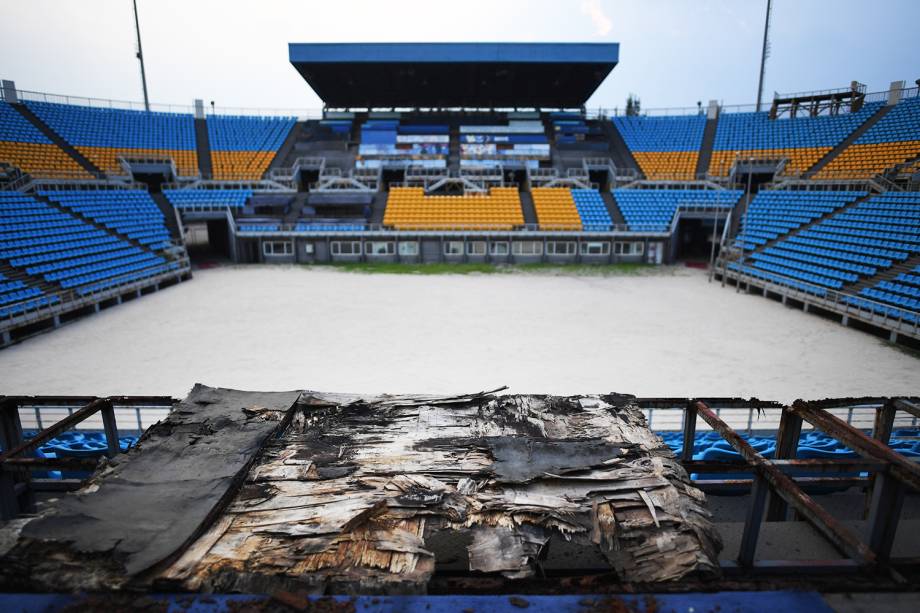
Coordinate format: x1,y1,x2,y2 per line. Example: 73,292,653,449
685,458,884,474
1,456,101,471
791,400,920,492
0,398,110,462
767,407,804,521
694,401,876,566
894,398,920,421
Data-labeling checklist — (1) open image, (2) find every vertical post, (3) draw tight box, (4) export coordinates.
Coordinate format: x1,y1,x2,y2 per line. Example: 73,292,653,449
766,407,802,521
681,402,698,463
133,0,150,112
100,401,119,458
738,472,769,567
0,397,28,519
756,0,772,114
866,470,905,562
864,401,897,518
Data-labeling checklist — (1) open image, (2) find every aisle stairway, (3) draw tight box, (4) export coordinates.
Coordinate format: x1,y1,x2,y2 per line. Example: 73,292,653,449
803,105,892,177
10,102,104,177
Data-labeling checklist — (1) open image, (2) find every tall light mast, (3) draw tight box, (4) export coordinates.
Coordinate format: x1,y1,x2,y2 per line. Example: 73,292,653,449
133,0,150,111
755,0,773,112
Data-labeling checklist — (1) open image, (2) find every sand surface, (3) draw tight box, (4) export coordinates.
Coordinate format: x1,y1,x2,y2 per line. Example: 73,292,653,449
1,265,918,402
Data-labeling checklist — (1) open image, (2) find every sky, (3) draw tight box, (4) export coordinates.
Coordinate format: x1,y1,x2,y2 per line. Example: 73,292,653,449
1,0,919,113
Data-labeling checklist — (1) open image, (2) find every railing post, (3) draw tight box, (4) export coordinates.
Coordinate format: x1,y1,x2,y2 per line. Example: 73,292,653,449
864,400,898,519
100,401,119,458
738,471,769,567
766,407,802,521
865,469,905,562
681,402,698,463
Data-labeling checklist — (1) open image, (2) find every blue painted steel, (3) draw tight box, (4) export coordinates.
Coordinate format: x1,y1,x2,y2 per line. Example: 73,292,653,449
289,42,619,65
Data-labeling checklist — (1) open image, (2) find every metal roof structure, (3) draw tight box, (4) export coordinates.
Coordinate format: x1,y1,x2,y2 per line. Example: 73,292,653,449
288,43,619,108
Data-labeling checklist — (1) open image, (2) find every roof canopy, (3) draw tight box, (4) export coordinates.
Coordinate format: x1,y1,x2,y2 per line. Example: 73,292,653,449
288,43,619,108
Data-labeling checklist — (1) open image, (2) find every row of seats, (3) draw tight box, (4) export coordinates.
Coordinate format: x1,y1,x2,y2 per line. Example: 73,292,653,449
848,264,920,322
612,188,743,232
383,187,524,230
163,188,252,211
40,190,172,250
0,193,173,308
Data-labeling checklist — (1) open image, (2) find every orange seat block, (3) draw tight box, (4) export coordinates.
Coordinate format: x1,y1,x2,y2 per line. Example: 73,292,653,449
0,141,93,179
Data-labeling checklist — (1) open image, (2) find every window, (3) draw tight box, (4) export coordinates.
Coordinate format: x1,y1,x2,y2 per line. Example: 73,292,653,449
512,241,543,256
546,241,576,255
444,241,464,256
581,241,610,256
490,241,509,256
366,241,395,256
262,240,293,256
614,242,644,256
331,241,361,255
466,241,487,256
398,241,419,256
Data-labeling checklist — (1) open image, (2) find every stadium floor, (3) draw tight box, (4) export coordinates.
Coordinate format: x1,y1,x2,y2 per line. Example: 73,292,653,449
0,264,918,400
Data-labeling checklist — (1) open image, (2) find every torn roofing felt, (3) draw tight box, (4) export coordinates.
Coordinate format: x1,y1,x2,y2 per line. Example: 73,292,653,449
0,388,721,593
4,384,301,586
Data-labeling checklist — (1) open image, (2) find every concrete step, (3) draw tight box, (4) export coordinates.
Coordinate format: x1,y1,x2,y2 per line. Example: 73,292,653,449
0,260,63,297
150,192,184,240
696,116,718,177
600,120,643,177
11,102,105,178
369,191,389,225
600,190,626,226
518,189,538,226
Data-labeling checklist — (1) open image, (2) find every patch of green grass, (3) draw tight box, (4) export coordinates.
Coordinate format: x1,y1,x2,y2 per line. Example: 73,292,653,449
305,261,666,277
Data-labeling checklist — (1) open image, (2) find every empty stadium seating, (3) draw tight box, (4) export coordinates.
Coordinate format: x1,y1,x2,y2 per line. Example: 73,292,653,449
709,102,883,176
40,190,172,250
531,188,581,230
383,187,524,230
164,188,252,211
0,102,91,178
734,190,866,250
739,192,920,291
849,264,920,323
817,96,920,178
571,189,613,231
613,189,743,232
207,115,295,180
25,101,198,176
612,115,705,180
0,192,177,301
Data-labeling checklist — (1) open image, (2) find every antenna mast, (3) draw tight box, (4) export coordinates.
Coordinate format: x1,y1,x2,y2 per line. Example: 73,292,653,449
755,0,772,112
133,0,150,111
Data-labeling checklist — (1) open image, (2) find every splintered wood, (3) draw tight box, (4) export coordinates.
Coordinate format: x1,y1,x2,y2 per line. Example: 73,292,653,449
163,391,721,592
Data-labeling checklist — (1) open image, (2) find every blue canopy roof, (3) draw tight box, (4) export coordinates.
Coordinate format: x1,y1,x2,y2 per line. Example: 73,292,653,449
289,43,619,108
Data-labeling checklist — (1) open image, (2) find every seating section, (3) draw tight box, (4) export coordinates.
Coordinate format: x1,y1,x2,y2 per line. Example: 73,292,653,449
41,190,172,250
0,102,91,178
0,192,176,299
357,119,449,170
26,101,198,176
384,187,523,230
571,189,613,231
709,102,883,176
735,192,920,292
164,188,252,211
295,221,366,231
207,115,295,180
817,96,920,178
0,271,57,319
612,189,743,232
734,190,865,250
848,265,920,323
531,188,582,230
613,115,705,180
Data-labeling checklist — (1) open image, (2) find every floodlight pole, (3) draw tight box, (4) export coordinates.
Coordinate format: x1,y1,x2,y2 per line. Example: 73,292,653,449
755,0,772,113
133,0,150,111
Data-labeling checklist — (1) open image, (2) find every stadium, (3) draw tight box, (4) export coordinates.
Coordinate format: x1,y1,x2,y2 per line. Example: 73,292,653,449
1,1,920,610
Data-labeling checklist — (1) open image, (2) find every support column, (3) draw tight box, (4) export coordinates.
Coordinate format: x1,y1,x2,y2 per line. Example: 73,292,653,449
1,330,10,346
842,315,849,327
52,315,61,328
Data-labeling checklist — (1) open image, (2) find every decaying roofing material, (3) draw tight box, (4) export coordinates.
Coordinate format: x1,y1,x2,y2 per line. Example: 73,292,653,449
0,386,721,594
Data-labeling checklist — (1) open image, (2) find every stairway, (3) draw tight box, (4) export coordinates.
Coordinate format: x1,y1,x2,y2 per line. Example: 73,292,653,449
518,189,538,225
150,192,183,240
845,253,920,293
803,105,892,177
268,122,304,172
284,193,309,225
35,194,160,255
0,260,65,298
601,191,626,226
193,118,213,179
696,116,719,177
599,120,643,178
448,122,460,173
11,103,104,178
369,191,389,225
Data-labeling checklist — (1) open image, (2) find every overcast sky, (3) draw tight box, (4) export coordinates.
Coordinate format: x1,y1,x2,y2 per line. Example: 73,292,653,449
1,0,918,112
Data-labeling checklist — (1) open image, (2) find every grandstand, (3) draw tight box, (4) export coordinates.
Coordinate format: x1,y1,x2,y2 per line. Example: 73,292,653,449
0,44,919,348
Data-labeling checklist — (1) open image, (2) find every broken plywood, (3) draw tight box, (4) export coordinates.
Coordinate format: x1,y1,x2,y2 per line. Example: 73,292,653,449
162,390,721,593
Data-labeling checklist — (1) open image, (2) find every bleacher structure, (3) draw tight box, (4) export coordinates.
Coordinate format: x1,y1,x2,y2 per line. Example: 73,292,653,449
1,43,920,345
